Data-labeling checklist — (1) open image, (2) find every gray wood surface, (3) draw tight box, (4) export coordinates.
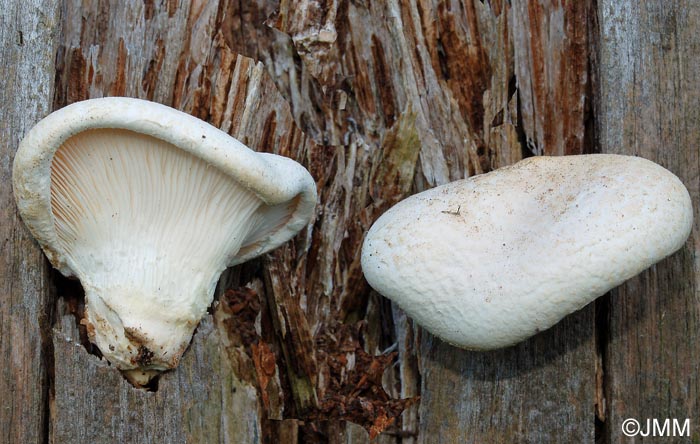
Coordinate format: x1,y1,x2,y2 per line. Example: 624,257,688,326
52,309,262,443
596,1,700,442
415,1,597,442
0,1,60,443
1,0,698,443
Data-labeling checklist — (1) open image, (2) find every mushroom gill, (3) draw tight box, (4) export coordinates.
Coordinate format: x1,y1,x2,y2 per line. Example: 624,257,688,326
50,128,269,377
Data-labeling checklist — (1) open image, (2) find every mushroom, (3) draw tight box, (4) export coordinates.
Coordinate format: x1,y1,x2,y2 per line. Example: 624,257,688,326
361,155,692,350
13,97,317,384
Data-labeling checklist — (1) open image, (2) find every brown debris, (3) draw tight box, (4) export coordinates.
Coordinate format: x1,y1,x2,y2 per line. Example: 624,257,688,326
304,321,418,439
220,287,261,347
221,286,416,439
251,341,277,410
134,346,154,367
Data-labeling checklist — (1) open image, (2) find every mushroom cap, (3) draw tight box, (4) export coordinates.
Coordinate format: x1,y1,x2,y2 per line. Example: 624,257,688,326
14,97,317,275
13,97,317,377
361,154,693,350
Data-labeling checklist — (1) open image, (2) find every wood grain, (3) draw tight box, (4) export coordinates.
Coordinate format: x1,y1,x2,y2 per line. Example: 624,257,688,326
419,312,595,444
406,1,597,441
52,305,262,443
0,1,60,443
2,0,698,443
51,2,311,441
596,1,700,442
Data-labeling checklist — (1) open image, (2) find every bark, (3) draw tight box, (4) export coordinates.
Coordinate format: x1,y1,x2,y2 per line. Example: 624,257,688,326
0,0,698,443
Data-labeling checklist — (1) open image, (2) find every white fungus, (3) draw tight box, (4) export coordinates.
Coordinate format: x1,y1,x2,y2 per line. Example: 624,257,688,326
13,98,317,384
361,155,692,350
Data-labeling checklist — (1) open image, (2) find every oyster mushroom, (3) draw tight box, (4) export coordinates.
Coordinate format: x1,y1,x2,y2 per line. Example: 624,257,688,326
13,97,317,384
361,155,692,350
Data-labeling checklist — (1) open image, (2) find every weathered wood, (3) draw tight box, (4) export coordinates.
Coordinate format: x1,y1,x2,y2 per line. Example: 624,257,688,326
392,1,596,441
48,0,596,442
0,1,60,443
53,1,418,442
265,4,597,442
596,2,700,442
51,2,313,442
4,0,698,443
52,307,262,443
419,312,595,443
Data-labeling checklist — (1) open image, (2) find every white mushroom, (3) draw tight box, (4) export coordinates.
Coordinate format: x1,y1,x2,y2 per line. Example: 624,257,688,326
13,97,317,384
361,155,692,350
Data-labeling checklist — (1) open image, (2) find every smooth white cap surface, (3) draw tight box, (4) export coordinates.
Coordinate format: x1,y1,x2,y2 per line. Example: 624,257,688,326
361,155,692,350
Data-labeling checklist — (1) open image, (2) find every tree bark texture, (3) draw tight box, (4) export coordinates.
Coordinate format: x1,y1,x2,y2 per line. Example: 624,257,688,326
0,0,698,443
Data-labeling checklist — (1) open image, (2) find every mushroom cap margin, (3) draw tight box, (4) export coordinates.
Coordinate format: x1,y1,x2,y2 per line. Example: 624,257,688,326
12,97,318,275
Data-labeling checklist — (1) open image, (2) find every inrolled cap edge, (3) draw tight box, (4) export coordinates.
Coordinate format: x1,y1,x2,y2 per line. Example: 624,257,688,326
12,97,318,275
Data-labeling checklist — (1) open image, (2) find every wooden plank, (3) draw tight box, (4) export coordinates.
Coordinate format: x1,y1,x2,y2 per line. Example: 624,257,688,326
595,1,700,442
0,1,60,443
51,1,419,442
413,1,596,441
50,2,293,442
419,312,595,443
51,306,262,443
49,0,601,442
